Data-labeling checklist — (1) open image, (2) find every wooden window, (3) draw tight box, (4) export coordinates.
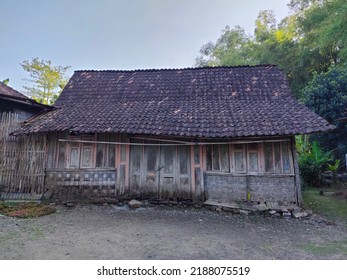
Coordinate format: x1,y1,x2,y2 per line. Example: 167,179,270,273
264,141,292,174
281,142,291,173
264,143,273,172
206,144,230,172
194,145,200,164
56,133,119,169
249,153,258,172
69,146,79,168
57,141,66,168
234,144,246,173
274,142,282,173
81,146,92,168
146,145,157,172
96,134,105,168
247,143,259,173
108,135,116,167
179,145,189,174
95,134,116,168
163,145,174,173
58,135,95,169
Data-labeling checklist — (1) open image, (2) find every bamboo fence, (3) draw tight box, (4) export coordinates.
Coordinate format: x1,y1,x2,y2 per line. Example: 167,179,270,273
0,112,47,194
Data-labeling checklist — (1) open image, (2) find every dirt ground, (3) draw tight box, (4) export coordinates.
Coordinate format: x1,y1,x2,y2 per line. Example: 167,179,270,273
0,204,346,260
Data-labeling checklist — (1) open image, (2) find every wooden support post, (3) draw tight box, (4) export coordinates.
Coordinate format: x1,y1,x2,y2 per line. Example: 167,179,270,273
292,136,303,206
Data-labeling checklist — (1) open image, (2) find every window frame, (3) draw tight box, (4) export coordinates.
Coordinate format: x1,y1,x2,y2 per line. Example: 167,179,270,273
247,143,259,174
232,144,246,174
205,140,293,175
263,141,293,174
205,144,230,173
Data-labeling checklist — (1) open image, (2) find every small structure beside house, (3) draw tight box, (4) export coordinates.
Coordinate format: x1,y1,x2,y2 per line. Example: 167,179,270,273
13,65,334,205
0,81,49,120
0,82,50,197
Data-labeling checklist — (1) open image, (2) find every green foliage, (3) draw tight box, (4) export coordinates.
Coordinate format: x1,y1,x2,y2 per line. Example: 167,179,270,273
298,0,347,66
1,78,9,85
195,25,256,67
302,65,347,159
21,57,70,105
327,159,340,172
297,137,337,188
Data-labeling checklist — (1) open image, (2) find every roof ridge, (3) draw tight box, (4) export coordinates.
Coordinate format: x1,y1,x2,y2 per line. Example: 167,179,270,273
74,64,278,73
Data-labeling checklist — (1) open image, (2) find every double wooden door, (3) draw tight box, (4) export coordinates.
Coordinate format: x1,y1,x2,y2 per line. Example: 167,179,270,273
130,143,191,199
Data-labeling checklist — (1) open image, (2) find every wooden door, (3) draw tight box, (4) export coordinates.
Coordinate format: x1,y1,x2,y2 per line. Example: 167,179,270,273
159,145,176,198
143,145,160,197
129,143,191,199
159,145,191,199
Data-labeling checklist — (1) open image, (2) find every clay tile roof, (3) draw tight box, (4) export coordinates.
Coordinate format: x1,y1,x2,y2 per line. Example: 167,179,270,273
0,82,28,99
17,65,335,138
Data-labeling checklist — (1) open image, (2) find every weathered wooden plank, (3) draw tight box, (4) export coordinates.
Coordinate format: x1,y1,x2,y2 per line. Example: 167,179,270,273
274,142,282,173
47,133,57,169
194,167,203,199
282,141,291,173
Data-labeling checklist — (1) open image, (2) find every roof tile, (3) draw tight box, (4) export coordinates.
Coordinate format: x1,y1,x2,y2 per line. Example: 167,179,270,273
17,65,334,137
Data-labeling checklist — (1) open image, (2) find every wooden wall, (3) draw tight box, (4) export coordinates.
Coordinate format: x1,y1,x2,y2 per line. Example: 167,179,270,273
45,132,300,204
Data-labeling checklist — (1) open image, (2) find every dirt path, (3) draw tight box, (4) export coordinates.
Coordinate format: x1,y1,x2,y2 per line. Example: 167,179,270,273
0,204,346,259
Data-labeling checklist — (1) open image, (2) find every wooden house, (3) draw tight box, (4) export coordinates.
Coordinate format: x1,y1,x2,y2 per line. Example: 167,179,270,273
15,66,334,205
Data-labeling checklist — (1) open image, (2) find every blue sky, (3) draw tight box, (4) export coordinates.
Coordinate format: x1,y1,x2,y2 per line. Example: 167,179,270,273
1,0,290,92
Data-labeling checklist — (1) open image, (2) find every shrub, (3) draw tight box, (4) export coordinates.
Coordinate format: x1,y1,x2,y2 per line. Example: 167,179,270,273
297,137,339,188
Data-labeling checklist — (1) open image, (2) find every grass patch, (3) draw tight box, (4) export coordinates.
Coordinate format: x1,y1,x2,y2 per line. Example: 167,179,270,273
0,202,56,218
300,240,347,257
302,188,347,223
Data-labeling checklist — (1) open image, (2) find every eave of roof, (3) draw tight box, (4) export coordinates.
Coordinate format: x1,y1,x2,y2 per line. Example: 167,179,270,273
0,93,52,110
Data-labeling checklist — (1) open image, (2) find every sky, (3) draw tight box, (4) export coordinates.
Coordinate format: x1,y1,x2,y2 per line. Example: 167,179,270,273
1,0,291,92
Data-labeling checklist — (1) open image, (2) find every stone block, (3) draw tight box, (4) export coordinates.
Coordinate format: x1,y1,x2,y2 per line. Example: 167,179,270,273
292,210,308,218
128,199,142,209
282,212,291,218
255,203,268,211
239,209,250,215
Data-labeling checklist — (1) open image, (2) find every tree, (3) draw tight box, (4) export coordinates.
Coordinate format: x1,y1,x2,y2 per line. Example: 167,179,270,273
21,58,70,105
195,25,257,67
299,0,347,64
302,65,347,159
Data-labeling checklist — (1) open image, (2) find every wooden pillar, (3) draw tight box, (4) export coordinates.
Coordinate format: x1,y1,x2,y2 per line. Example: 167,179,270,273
291,136,303,206
190,145,195,196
